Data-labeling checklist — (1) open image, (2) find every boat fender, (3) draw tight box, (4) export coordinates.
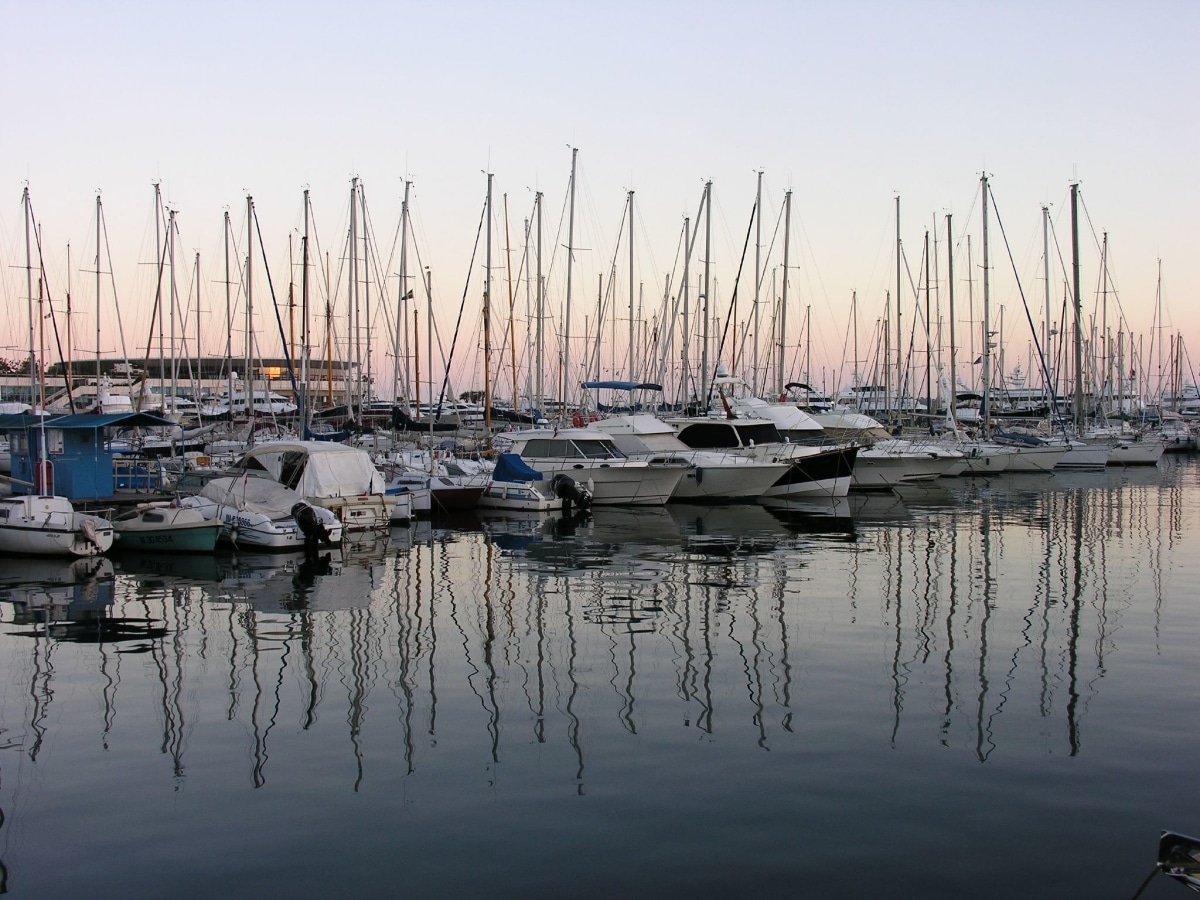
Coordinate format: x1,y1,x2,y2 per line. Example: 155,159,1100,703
81,517,103,550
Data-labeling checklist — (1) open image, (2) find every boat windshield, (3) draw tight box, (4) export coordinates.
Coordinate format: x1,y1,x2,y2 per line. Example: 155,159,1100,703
519,438,627,460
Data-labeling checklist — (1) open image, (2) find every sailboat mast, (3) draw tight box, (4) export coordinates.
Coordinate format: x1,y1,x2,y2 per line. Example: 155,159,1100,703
349,177,359,416
396,180,411,405
194,250,201,400
702,180,712,402
1042,205,1052,393
894,195,901,423
924,228,931,415
245,194,254,432
535,191,544,416
224,210,234,422
95,194,102,380
425,266,433,416
23,187,35,409
301,188,311,432
484,172,493,439
361,182,372,407
155,183,164,402
778,189,791,397
946,214,957,425
168,207,178,417
754,170,762,394
981,173,992,434
564,147,577,413
1070,182,1084,432
1101,232,1109,415
628,189,634,382
680,217,691,407
503,192,518,407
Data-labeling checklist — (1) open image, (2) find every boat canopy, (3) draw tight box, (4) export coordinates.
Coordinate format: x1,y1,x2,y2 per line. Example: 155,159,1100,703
238,441,386,497
492,452,543,483
200,476,306,519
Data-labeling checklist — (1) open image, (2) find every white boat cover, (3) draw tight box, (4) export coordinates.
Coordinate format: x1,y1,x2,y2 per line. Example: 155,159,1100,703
200,476,306,519
238,441,386,498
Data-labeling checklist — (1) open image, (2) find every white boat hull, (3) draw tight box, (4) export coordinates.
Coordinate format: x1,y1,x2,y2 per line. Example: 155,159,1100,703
0,496,114,557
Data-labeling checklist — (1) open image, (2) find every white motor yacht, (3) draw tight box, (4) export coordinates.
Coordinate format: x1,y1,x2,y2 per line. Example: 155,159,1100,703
493,427,687,506
586,414,792,501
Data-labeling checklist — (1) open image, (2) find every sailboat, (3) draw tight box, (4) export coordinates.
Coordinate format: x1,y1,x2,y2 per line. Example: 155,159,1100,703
0,189,115,558
0,494,114,557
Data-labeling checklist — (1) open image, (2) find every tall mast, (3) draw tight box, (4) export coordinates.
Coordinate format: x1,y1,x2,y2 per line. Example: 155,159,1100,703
224,210,234,422
66,243,73,393
523,216,533,404
168,207,178,417
628,189,635,381
482,174,492,441
754,170,762,394
980,173,992,434
155,183,164,401
535,191,544,416
194,250,201,402
95,193,102,380
851,290,859,389
702,180,712,400
396,180,411,404
680,217,691,407
503,192,518,406
425,266,433,417
287,233,295,365
1101,232,1109,415
301,188,311,431
564,147,577,412
349,176,359,415
1070,182,1084,432
895,194,902,422
924,228,931,415
361,182,372,407
1042,205,1052,393
946,213,957,427
246,194,254,432
778,189,791,396
484,172,493,439
23,187,35,408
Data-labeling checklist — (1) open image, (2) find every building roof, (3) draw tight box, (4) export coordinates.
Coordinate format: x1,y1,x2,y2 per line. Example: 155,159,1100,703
0,412,181,431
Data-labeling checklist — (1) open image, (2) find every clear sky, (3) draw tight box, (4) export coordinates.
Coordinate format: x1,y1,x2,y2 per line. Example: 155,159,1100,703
2,0,1196,402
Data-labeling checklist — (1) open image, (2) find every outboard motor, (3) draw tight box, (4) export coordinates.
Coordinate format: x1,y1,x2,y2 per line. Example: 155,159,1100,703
550,473,594,510
291,501,333,546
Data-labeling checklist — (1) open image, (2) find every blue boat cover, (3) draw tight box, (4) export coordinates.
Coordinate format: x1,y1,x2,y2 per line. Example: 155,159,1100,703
492,452,543,483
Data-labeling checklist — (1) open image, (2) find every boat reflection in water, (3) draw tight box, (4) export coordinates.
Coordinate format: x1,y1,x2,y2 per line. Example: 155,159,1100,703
0,459,1196,898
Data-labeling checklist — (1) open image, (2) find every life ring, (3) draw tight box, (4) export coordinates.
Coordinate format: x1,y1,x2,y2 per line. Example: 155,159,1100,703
572,412,585,428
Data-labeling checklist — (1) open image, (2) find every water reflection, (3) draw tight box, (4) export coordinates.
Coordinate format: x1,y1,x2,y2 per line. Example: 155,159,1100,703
0,464,1192,843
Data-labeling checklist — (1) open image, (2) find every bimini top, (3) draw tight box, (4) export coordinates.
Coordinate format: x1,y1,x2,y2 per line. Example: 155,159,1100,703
238,440,385,498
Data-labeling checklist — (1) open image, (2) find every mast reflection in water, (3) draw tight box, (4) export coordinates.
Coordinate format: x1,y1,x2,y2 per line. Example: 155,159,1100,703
0,460,1198,898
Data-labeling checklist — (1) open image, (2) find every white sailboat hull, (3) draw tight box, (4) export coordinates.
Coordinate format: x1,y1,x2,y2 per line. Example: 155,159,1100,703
0,496,114,557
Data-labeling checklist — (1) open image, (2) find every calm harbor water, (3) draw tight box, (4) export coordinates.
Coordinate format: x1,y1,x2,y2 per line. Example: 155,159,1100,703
1,459,1199,898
